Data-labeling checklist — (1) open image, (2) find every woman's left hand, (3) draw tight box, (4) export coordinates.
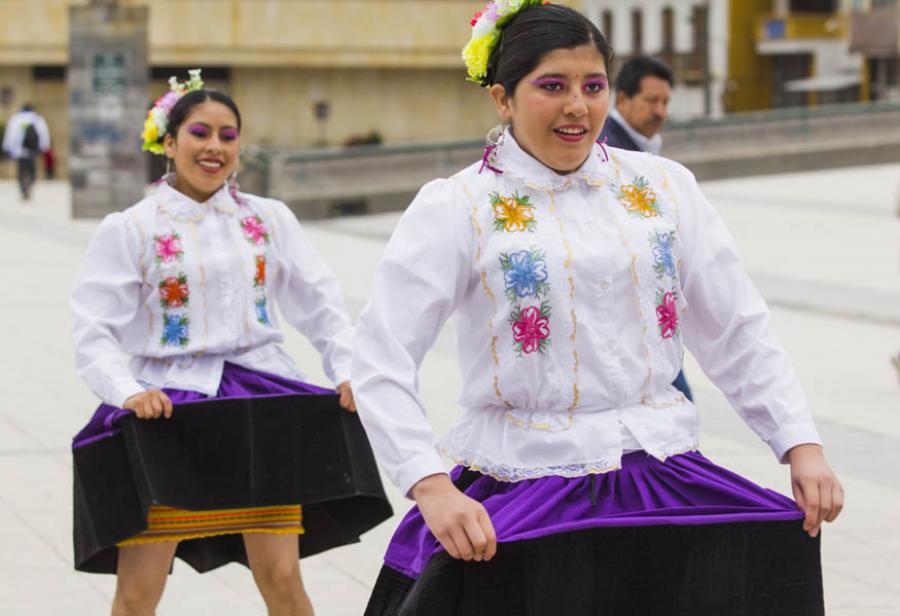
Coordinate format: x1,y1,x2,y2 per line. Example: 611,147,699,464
336,381,356,412
787,444,844,538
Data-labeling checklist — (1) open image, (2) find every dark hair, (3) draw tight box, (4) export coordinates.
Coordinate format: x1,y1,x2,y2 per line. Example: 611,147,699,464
166,89,242,138
615,56,674,98
488,4,613,95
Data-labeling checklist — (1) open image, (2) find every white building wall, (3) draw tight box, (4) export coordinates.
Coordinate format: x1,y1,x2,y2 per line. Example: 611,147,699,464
583,0,729,118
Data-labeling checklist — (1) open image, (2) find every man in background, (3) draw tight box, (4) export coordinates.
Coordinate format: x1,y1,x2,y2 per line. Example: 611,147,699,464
601,57,694,401
2,103,50,201
602,56,672,155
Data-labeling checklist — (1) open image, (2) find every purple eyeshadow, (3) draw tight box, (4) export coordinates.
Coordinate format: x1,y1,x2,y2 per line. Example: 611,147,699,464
187,124,209,138
220,128,239,141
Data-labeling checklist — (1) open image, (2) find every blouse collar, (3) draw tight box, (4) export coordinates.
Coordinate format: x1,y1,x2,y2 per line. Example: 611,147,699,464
490,128,611,191
156,180,241,222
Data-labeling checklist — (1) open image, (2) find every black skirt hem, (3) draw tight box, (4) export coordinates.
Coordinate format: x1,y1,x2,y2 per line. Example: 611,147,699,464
365,520,823,616
73,394,393,574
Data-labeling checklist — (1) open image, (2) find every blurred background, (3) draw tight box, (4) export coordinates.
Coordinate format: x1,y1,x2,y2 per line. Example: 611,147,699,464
1,0,900,217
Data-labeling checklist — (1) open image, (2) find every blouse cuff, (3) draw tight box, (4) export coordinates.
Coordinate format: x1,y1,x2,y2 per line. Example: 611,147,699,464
768,420,823,464
109,379,146,410
397,450,449,500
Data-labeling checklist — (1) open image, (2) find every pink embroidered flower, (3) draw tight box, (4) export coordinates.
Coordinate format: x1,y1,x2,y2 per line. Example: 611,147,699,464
153,232,183,264
656,290,679,339
511,304,551,355
241,215,270,245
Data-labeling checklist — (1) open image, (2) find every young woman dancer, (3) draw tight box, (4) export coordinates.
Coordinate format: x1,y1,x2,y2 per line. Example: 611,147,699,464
353,3,843,614
71,71,389,616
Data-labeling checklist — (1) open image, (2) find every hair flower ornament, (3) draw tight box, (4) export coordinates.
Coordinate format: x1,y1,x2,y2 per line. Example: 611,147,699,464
463,0,550,86
141,68,205,154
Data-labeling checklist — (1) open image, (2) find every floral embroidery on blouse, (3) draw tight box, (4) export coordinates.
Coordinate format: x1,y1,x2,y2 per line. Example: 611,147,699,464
254,255,266,288
158,274,189,308
241,215,271,246
255,297,271,326
160,313,190,347
655,289,679,339
510,301,551,356
153,232,184,264
500,249,549,302
617,177,660,219
649,230,677,279
491,191,536,232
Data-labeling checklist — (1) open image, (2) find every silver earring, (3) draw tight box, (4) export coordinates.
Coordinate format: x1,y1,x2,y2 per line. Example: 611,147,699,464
486,123,507,147
165,158,173,178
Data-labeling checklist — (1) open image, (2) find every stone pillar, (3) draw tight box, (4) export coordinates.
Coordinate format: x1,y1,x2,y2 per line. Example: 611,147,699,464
69,0,148,218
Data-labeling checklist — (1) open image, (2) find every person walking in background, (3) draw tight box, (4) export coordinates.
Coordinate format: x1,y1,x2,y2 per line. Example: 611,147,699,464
1,103,50,201
600,56,695,401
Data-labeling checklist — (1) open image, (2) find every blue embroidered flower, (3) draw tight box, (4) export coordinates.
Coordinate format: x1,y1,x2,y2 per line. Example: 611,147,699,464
500,249,549,302
649,230,677,280
256,297,271,326
160,313,189,347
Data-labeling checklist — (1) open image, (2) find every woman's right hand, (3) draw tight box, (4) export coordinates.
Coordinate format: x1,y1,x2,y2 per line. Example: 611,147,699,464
411,473,497,562
123,389,173,419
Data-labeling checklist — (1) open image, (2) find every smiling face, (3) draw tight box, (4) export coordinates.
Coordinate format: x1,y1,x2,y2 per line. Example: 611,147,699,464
489,43,610,175
163,100,240,203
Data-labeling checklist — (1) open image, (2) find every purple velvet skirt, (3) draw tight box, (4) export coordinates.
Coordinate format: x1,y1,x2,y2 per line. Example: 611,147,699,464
367,452,822,615
72,362,393,574
385,451,803,579
73,362,332,449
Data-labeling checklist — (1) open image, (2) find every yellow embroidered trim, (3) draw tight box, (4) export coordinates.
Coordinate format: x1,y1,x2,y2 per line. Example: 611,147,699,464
545,190,581,417
461,180,510,408
612,166,654,400
117,526,304,547
187,221,209,353
130,209,155,356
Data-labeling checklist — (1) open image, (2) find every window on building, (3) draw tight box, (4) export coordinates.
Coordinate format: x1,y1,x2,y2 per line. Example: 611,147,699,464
789,0,837,12
151,66,231,82
691,5,708,53
661,7,674,52
32,66,66,81
602,10,613,46
631,9,643,55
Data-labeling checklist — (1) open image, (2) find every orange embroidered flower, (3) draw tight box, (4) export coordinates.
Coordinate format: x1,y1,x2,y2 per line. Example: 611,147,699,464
159,274,189,308
254,255,266,287
491,191,536,232
617,177,660,218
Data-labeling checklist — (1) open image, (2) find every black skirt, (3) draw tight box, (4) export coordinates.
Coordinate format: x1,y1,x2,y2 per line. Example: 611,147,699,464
365,468,823,616
73,394,393,574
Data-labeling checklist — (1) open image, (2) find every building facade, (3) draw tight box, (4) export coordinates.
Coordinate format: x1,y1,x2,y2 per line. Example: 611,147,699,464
849,0,900,101
0,0,510,179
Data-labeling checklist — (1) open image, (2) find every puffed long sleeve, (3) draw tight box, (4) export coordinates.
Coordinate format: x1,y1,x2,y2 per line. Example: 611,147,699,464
673,163,822,462
353,179,473,496
71,213,146,408
268,201,355,385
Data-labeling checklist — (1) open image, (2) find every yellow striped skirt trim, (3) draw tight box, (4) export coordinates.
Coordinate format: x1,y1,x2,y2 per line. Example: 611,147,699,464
117,504,304,546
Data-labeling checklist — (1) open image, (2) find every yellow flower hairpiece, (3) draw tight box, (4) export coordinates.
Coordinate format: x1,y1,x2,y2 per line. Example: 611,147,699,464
141,68,205,155
462,0,550,87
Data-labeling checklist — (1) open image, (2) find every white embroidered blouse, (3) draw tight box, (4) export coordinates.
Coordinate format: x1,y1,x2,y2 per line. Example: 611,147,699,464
352,131,822,496
72,182,354,408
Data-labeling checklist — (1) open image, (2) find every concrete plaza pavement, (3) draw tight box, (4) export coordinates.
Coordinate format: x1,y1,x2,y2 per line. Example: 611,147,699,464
1,162,898,614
